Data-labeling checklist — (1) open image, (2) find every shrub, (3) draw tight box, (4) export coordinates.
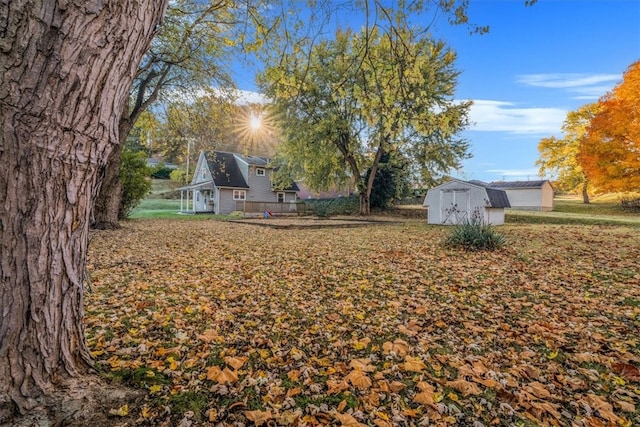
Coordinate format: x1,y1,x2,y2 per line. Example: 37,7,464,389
621,197,640,212
119,149,152,219
304,197,359,217
149,163,174,179
444,217,506,251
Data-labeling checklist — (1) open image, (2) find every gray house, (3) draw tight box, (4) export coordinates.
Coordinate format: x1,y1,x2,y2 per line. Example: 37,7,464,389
179,151,299,214
423,179,511,225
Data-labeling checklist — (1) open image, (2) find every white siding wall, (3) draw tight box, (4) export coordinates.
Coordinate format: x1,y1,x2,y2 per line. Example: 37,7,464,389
504,189,542,211
191,153,209,185
485,207,505,225
424,181,505,225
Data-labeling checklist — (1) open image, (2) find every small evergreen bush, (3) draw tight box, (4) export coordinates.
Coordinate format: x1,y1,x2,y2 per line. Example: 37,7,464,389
444,216,506,252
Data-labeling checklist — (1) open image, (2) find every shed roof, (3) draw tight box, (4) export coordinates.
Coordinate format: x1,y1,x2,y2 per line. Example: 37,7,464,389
489,180,549,189
472,181,511,208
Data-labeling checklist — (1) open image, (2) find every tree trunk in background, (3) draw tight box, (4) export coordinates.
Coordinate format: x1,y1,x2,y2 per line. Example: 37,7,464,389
0,0,167,417
92,111,132,229
582,180,590,204
92,144,123,228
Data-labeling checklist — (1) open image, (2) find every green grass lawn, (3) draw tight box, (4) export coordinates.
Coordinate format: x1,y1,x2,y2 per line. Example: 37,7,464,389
128,192,640,225
506,195,640,227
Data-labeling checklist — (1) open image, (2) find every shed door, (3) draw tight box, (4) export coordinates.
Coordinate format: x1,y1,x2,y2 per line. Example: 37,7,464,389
440,189,470,224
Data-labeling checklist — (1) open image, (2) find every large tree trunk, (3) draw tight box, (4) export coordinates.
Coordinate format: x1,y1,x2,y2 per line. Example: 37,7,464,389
0,0,167,418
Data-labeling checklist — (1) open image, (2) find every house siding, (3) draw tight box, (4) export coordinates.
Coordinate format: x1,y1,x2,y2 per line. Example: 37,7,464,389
247,166,278,201
218,188,238,214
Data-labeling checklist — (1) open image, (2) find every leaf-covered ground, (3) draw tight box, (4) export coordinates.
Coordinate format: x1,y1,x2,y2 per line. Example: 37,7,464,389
85,219,640,426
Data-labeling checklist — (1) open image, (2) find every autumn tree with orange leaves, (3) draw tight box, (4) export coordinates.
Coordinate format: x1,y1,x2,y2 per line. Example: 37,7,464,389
578,61,640,193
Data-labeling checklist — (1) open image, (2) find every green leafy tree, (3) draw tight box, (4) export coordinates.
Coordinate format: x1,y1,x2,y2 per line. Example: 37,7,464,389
367,150,410,209
118,149,153,221
261,26,470,215
536,103,600,203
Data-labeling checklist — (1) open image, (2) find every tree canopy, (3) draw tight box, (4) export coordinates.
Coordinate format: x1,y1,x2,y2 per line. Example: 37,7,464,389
260,25,470,214
578,60,640,193
536,103,600,203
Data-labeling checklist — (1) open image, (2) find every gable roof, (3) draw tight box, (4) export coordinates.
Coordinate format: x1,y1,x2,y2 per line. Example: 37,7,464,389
489,180,549,189
234,153,270,167
471,180,511,208
205,151,249,189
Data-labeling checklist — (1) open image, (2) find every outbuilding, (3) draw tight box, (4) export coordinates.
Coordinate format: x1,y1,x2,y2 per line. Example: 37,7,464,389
488,180,554,211
423,179,511,225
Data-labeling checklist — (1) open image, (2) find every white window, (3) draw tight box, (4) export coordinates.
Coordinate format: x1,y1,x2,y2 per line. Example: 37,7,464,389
277,192,285,203
256,168,265,176
233,190,246,200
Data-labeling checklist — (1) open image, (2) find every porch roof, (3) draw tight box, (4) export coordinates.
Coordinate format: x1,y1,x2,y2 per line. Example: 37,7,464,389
178,181,215,191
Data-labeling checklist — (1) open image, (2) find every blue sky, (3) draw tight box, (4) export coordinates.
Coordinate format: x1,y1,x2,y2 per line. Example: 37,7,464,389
235,0,640,183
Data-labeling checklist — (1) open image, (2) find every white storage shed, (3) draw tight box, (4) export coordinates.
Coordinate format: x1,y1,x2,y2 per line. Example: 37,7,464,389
488,180,554,211
423,179,511,225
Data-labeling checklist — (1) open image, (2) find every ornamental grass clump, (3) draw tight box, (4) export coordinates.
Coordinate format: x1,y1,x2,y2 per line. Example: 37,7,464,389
444,216,506,252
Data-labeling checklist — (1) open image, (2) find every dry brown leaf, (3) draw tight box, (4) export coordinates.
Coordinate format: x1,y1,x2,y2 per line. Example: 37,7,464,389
346,370,372,390
403,356,426,372
581,393,620,423
529,400,562,419
615,399,635,413
245,409,274,426
389,381,406,393
381,339,409,357
215,367,239,384
524,381,552,399
413,391,435,406
327,379,349,395
197,329,220,343
206,366,221,381
224,356,248,370
333,412,367,426
349,358,376,372
446,379,482,396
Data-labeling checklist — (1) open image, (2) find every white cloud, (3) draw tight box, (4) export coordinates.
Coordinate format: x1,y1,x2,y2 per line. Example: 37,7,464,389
235,89,266,105
467,100,566,135
517,73,621,100
517,73,621,89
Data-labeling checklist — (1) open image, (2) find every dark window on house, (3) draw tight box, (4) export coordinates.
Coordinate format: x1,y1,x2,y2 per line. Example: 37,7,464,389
277,192,285,203
233,190,246,200
256,168,265,176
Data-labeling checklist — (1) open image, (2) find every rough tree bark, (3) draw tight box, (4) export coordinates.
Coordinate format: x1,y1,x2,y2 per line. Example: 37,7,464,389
92,65,169,228
0,0,167,419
